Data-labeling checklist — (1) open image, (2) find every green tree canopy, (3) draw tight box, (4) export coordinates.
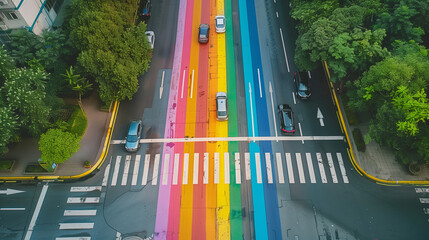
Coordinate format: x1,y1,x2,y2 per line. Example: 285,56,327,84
38,128,80,165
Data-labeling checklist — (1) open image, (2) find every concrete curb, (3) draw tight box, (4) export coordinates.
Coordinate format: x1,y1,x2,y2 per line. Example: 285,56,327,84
322,61,429,186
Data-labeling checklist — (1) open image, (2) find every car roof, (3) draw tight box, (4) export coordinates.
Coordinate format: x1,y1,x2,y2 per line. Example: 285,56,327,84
128,121,141,134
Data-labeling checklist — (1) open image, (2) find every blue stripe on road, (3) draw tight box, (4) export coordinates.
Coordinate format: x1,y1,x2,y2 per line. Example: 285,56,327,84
238,0,269,239
242,0,283,238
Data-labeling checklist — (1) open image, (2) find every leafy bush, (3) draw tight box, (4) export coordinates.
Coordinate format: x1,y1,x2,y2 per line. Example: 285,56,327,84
25,164,48,173
352,128,366,152
0,160,13,170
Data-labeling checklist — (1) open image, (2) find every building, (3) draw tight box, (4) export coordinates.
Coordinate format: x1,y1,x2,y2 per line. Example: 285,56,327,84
0,0,67,44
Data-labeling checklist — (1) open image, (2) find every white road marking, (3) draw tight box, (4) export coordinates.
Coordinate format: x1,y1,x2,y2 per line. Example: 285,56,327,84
183,153,189,184
416,188,429,193
317,108,325,127
142,154,150,185
59,223,94,230
214,152,220,184
224,152,230,184
285,153,294,183
162,154,170,185
193,153,199,184
64,210,97,216
132,155,141,185
159,70,165,99
152,154,160,185
265,153,273,184
111,156,121,186
276,12,278,18
279,28,290,72
110,135,346,144
102,161,110,187
269,82,278,140
298,123,304,144
190,69,195,98
121,155,131,186
181,69,186,99
316,153,328,183
24,184,48,240
116,232,121,240
70,186,101,192
326,153,338,183
336,153,349,183
257,68,262,98
276,153,285,184
249,83,255,140
172,153,180,185
0,208,25,211
204,153,209,184
235,152,241,184
296,153,306,183
292,91,296,105
420,198,429,204
56,237,91,240
255,153,262,184
67,197,99,204
305,153,316,183
245,152,251,180
0,188,24,195
423,208,429,214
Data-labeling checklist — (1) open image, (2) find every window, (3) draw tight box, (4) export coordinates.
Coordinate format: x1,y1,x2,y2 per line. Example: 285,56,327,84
5,12,18,20
45,0,56,12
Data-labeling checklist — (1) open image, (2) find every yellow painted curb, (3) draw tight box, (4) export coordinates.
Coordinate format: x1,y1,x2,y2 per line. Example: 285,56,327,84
0,101,120,182
323,61,429,185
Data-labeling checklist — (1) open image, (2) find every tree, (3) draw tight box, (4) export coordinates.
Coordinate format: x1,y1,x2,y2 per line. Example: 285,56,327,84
61,66,92,110
0,105,18,154
2,67,51,136
38,128,80,166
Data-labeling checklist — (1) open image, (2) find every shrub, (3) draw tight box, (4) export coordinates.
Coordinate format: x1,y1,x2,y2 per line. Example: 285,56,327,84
0,160,13,170
352,128,366,152
68,106,87,137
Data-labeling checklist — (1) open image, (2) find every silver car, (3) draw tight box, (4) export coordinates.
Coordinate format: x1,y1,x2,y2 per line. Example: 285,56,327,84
215,15,226,33
145,31,155,49
216,92,228,120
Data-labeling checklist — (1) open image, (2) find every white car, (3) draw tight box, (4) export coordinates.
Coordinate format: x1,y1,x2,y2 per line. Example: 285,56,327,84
145,31,155,49
215,15,226,33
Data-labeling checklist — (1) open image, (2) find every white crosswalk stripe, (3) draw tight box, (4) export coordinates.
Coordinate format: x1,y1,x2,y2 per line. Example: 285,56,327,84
131,155,140,185
306,153,316,183
316,153,328,183
326,153,338,183
105,151,350,186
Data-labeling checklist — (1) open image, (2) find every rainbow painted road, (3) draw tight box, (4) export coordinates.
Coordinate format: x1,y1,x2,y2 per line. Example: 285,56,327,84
154,0,280,239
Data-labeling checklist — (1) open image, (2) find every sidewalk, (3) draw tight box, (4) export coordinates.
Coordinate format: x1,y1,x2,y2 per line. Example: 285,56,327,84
0,93,110,178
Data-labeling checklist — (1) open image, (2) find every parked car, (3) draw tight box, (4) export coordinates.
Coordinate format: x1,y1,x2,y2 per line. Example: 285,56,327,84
278,104,295,135
215,15,226,33
294,71,311,99
142,0,151,18
145,31,155,49
216,92,228,120
198,24,210,43
125,120,142,152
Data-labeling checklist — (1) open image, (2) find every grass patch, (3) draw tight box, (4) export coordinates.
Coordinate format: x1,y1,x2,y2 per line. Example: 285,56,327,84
68,106,87,137
0,160,13,170
352,128,366,152
25,164,48,173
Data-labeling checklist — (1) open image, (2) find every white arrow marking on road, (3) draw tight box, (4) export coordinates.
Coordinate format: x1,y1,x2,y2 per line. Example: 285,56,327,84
317,107,325,126
269,82,278,140
257,68,262,98
0,188,25,195
159,71,165,99
249,82,255,141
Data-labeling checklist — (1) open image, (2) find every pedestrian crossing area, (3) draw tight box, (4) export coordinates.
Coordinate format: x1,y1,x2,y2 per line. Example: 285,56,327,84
102,152,351,187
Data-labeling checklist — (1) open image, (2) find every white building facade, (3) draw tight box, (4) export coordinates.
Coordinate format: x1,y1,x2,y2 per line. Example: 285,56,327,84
0,0,64,39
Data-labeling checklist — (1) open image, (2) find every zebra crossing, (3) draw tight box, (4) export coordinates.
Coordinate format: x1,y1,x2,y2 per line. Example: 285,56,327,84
103,152,351,187
55,186,102,240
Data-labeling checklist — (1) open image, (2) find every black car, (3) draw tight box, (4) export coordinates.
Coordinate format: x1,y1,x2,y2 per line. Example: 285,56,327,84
141,0,151,18
198,24,210,43
294,71,311,99
278,104,295,135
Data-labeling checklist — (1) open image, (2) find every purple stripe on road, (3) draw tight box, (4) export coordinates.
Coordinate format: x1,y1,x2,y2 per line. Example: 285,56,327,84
154,0,187,238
